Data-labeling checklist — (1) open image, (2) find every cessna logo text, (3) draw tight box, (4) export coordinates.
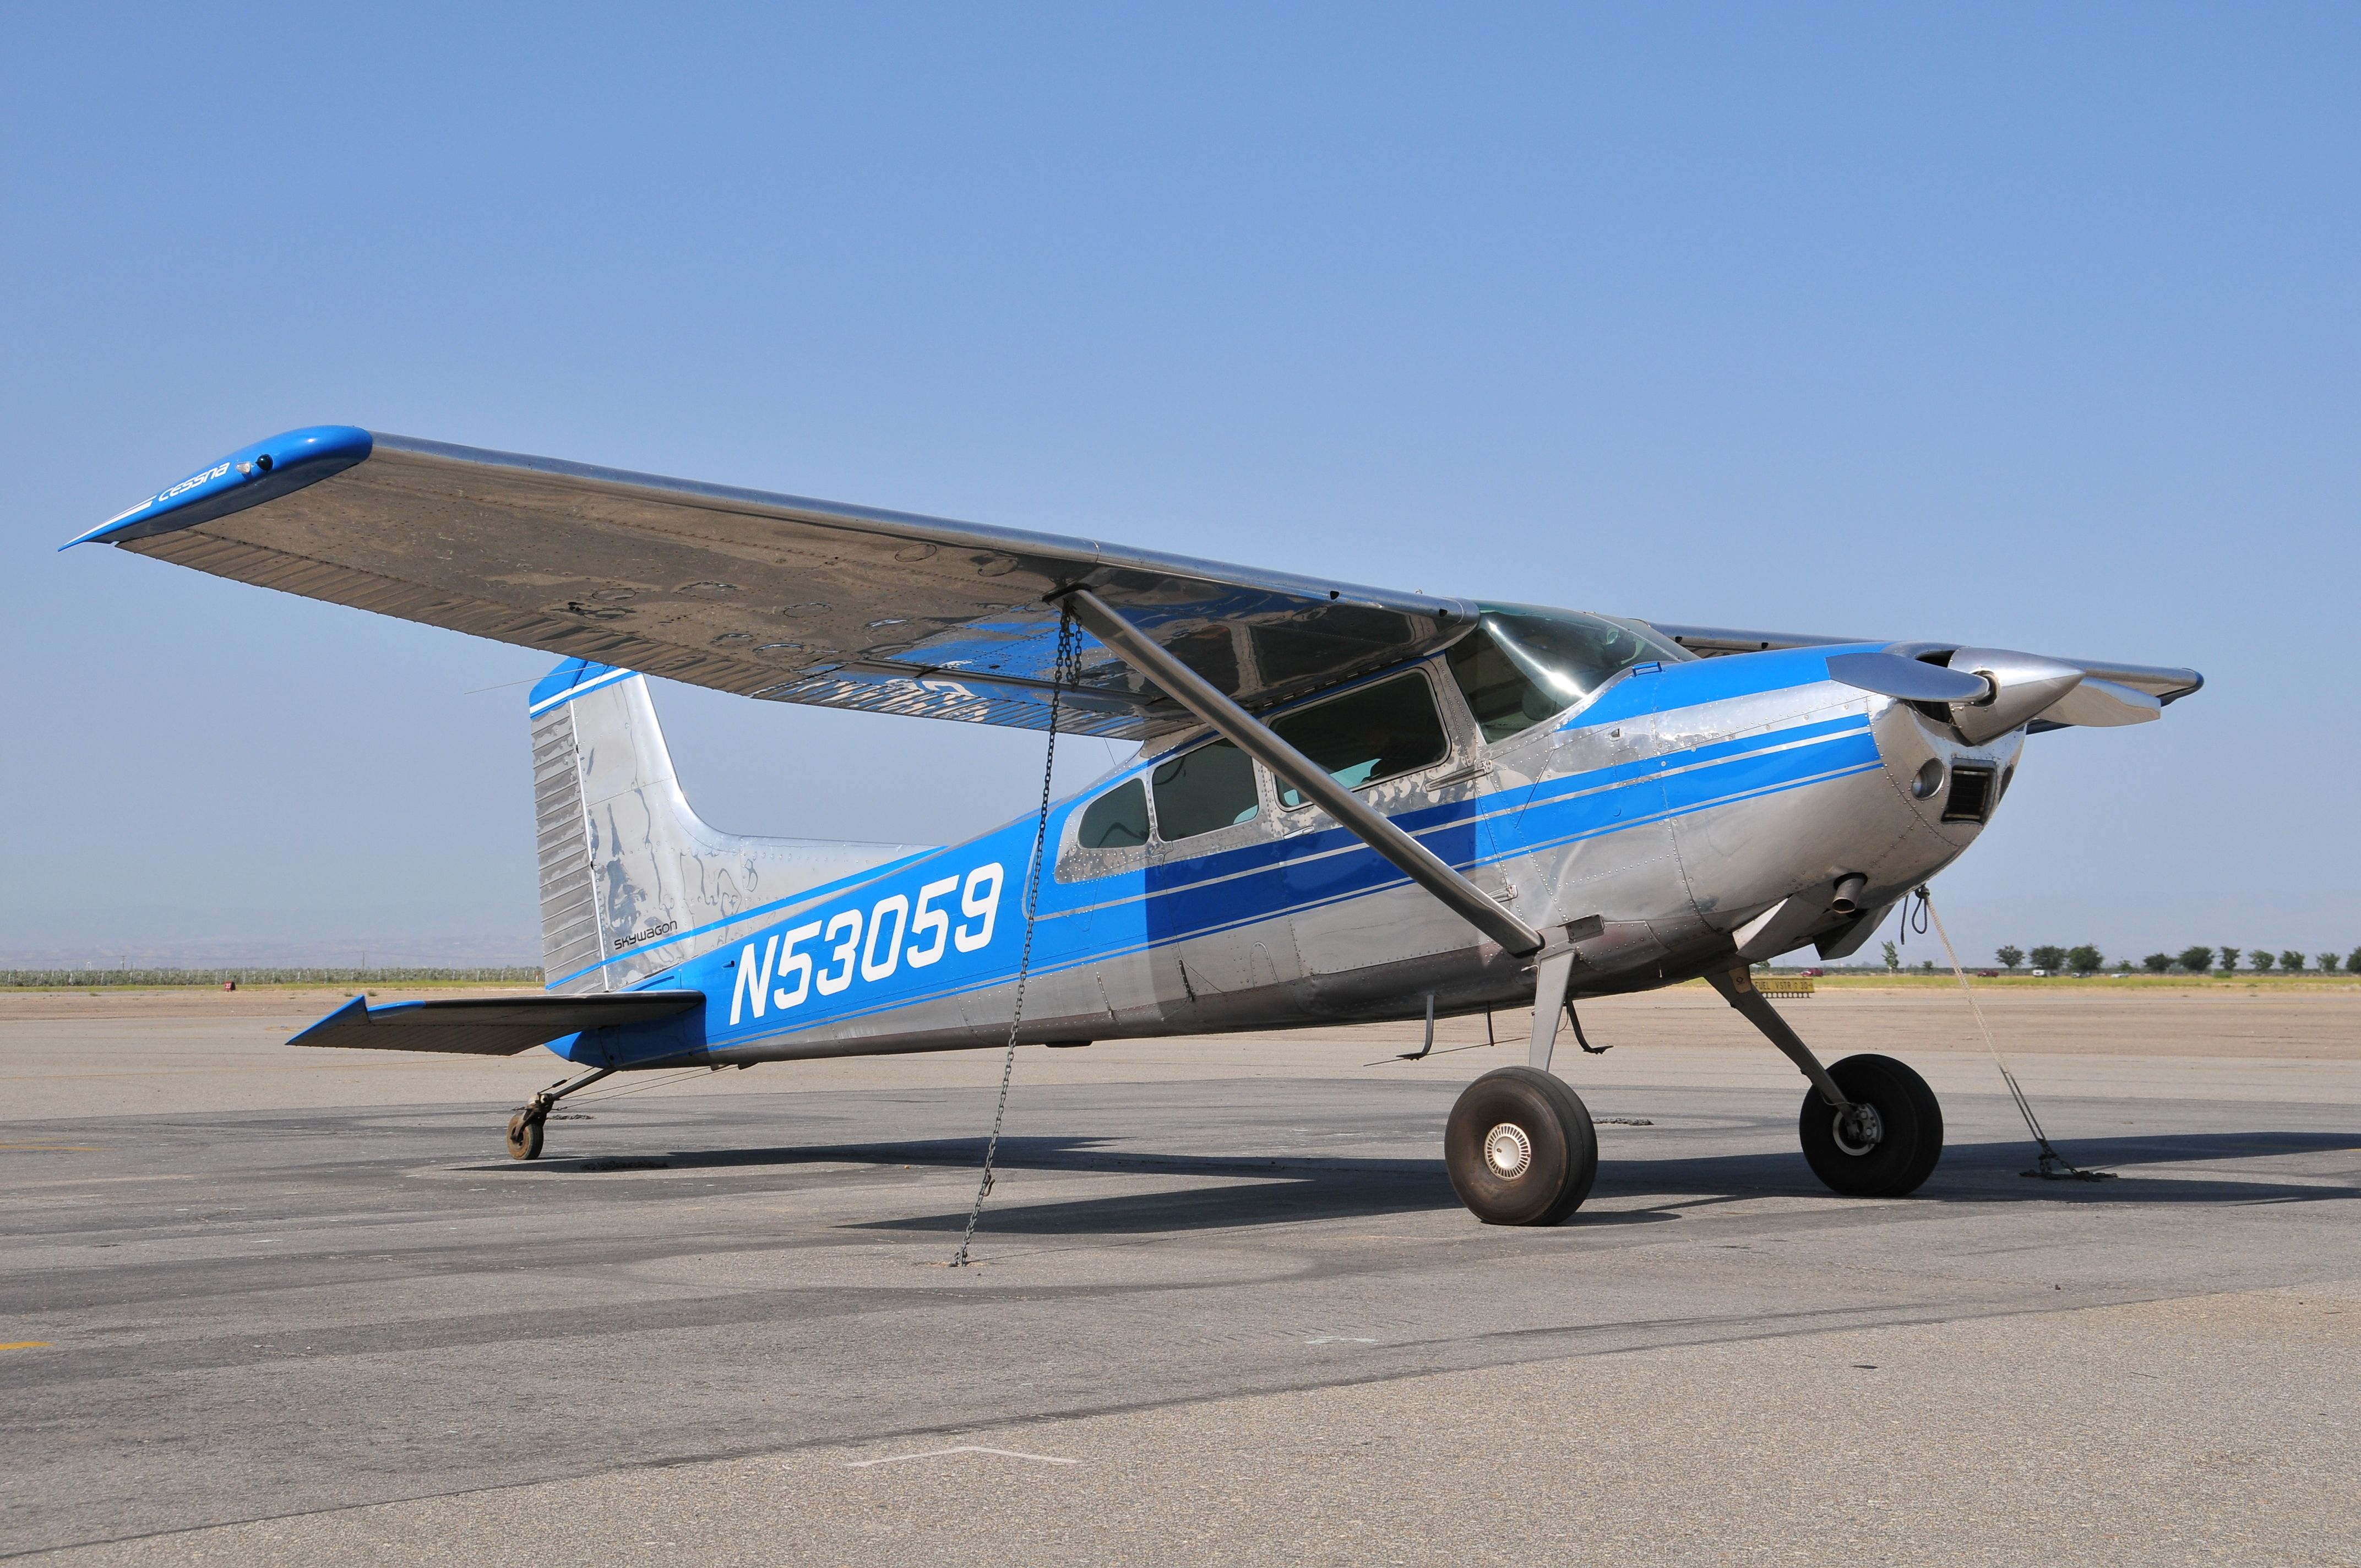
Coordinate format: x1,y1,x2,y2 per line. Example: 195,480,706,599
157,464,233,505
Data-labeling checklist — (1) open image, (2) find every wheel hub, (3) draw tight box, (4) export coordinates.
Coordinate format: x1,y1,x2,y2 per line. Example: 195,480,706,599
1832,1102,1884,1156
1483,1121,1533,1179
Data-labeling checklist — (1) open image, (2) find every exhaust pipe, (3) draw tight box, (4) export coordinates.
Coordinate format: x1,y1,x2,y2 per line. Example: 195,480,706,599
1830,873,1868,917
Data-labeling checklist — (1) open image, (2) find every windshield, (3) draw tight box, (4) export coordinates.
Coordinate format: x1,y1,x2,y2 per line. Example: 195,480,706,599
1445,606,1690,742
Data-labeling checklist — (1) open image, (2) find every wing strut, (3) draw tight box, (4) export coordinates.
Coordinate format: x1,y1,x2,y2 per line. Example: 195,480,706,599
1058,587,1544,959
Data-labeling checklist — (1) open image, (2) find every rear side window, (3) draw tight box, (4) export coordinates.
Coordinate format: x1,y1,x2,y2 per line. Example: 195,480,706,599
1076,779,1150,848
1270,672,1450,809
1152,739,1260,840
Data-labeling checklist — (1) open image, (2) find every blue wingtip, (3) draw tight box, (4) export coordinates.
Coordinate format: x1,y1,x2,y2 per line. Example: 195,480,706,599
62,425,374,551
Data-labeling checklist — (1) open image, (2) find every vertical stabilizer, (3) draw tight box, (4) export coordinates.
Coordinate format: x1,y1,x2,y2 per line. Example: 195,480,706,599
527,660,932,993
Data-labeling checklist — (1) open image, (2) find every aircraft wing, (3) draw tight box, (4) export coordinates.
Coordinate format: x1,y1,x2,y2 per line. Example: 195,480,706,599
1646,621,2204,728
67,427,1473,741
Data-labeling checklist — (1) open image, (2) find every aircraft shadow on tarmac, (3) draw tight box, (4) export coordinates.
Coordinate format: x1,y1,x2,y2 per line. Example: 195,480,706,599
508,1128,2360,1237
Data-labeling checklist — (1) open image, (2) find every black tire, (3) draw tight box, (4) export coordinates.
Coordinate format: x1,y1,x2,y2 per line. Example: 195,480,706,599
1798,1054,1943,1197
506,1109,545,1161
1445,1066,1599,1226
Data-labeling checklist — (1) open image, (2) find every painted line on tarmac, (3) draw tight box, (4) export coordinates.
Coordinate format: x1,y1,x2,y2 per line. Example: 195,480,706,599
844,1445,1076,1469
0,1342,52,1352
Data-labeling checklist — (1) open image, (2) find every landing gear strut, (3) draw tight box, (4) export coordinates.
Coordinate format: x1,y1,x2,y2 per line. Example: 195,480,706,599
505,1066,615,1160
1707,964,1944,1197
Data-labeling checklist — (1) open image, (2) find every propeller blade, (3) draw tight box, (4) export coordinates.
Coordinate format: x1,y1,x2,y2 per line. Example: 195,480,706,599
2037,676,2161,728
1825,651,1990,703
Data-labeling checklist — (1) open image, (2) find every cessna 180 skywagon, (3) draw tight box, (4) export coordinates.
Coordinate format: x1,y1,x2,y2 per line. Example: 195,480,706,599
69,427,2202,1224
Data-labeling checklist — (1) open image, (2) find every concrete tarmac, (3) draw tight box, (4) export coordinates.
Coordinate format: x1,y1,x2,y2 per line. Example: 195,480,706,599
3,987,2357,1564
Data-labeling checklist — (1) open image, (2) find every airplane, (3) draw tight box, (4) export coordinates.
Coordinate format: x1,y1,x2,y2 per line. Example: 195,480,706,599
66,425,2202,1225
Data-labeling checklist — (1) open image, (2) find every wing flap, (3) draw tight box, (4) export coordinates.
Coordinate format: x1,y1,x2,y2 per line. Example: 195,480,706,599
288,990,704,1055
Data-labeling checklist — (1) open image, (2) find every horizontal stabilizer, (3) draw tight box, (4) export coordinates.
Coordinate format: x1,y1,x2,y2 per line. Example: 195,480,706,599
289,991,704,1055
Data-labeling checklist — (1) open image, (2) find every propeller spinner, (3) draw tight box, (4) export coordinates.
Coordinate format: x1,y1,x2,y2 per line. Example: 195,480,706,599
1940,647,2086,743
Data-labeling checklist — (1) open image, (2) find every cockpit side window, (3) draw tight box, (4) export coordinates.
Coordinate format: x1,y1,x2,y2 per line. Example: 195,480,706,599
1151,739,1260,841
1075,778,1150,848
1269,671,1450,809
1445,606,1690,743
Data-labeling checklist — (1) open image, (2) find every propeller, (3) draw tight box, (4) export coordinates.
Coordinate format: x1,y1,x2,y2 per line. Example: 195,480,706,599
1827,645,2099,744
1825,651,1990,704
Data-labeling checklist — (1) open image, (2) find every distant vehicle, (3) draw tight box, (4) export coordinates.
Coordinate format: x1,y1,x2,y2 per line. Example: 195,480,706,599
67,426,2205,1225
1802,967,1825,977
2030,968,2050,977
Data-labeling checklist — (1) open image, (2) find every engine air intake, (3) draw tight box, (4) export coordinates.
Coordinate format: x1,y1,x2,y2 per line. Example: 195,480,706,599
1941,764,1996,824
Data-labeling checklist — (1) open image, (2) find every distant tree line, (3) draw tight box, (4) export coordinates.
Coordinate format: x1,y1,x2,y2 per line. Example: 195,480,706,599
1,967,542,989
1988,945,2360,976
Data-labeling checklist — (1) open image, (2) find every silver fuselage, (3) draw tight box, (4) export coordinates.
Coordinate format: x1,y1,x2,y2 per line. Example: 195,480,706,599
551,644,2012,1068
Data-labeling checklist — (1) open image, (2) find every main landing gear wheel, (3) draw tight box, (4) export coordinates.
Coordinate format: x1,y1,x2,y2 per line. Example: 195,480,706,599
505,1108,546,1161
1798,1053,1943,1197
1445,1066,1598,1226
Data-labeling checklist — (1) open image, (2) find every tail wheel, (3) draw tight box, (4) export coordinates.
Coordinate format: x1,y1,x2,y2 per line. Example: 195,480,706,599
505,1109,545,1161
1445,1066,1599,1226
1798,1053,1943,1196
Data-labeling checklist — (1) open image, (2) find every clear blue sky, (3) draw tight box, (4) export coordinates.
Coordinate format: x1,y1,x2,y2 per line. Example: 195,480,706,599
4,4,2354,968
